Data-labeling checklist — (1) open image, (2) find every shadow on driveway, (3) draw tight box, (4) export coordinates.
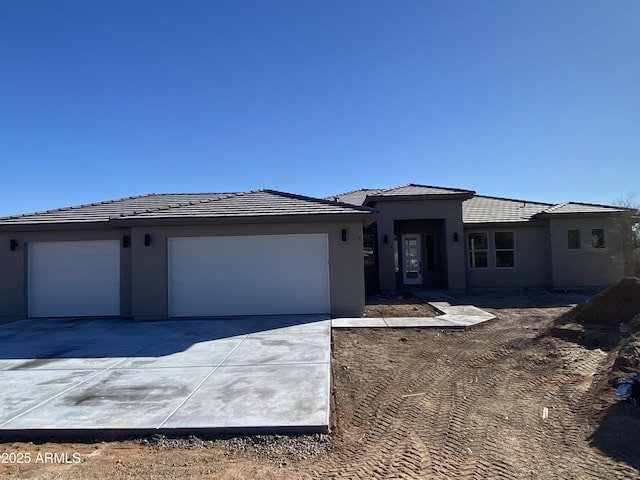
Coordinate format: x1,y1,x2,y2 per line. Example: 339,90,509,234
0,315,328,362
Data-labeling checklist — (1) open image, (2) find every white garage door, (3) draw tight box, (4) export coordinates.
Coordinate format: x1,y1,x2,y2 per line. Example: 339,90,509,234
168,234,330,317
28,240,120,318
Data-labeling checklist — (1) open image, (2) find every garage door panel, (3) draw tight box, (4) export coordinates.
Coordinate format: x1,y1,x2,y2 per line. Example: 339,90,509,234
168,234,330,317
29,240,120,318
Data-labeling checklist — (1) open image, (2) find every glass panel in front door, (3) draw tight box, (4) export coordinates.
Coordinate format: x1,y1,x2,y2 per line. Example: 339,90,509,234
402,234,422,285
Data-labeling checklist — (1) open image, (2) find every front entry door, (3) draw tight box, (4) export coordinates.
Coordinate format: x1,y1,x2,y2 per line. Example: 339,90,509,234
402,234,422,285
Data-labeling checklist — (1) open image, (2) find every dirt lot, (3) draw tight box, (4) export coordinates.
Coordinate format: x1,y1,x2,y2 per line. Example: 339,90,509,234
364,292,440,318
2,289,640,479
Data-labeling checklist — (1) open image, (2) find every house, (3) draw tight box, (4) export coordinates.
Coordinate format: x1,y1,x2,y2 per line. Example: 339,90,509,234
328,184,627,294
0,190,375,320
0,184,628,321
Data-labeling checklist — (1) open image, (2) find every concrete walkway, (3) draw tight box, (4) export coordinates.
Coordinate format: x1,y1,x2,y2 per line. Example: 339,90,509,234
332,292,496,328
0,315,331,438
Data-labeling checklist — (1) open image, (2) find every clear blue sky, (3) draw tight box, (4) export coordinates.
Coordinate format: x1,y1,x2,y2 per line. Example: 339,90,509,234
1,1,638,217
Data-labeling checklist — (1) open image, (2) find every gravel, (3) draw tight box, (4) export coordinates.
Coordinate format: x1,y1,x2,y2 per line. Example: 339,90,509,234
139,433,331,464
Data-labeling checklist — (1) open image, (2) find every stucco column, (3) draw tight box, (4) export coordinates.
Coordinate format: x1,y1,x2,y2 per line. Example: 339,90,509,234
444,219,467,291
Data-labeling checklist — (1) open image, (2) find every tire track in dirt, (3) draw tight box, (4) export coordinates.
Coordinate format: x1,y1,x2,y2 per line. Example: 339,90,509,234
325,330,519,478
321,305,640,479
323,348,436,479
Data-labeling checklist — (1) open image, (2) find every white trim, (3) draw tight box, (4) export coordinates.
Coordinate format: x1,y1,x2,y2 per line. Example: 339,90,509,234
401,234,423,285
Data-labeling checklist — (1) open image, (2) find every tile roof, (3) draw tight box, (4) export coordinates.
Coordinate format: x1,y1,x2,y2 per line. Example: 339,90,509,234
539,202,624,215
0,190,375,227
371,184,475,197
121,190,375,220
463,196,551,224
464,198,624,224
328,184,475,205
330,185,624,225
326,189,382,206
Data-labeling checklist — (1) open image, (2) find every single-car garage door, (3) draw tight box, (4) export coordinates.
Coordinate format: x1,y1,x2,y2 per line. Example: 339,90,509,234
28,240,120,318
168,234,330,317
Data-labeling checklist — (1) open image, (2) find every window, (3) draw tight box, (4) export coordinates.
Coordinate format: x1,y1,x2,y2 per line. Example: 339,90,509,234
592,228,606,248
425,235,436,272
363,233,376,266
495,232,515,268
393,235,399,272
567,229,581,249
468,232,488,268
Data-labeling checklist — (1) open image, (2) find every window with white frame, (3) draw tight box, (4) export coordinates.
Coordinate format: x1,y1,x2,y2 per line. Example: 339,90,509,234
495,232,515,268
592,228,606,248
468,232,488,268
567,229,581,249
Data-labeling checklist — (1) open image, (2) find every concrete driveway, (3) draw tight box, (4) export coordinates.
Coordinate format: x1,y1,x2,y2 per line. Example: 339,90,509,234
0,315,331,438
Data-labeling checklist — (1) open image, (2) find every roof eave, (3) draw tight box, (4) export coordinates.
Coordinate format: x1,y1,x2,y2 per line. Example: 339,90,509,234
365,192,475,205
110,212,377,227
536,210,623,219
463,219,548,228
0,221,121,232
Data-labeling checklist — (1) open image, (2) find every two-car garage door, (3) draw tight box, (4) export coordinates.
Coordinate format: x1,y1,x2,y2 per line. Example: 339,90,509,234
168,234,330,317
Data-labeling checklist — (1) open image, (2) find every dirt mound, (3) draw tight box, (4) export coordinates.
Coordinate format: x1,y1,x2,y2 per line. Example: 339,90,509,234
610,328,640,378
551,278,640,351
558,277,640,329
550,278,640,405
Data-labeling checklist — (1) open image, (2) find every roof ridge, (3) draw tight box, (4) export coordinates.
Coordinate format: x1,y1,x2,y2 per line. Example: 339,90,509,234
562,200,623,209
543,201,570,213
261,189,377,212
470,194,554,207
114,192,244,218
398,183,475,193
1,194,157,221
541,200,624,214
325,188,382,200
148,192,237,196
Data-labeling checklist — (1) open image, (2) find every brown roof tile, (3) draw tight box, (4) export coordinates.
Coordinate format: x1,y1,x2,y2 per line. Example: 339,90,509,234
373,184,475,197
326,189,383,206
0,190,375,227
463,196,551,224
329,184,475,206
540,202,624,215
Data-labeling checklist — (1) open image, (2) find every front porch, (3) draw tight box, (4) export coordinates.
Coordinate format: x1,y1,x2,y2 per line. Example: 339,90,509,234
364,217,466,294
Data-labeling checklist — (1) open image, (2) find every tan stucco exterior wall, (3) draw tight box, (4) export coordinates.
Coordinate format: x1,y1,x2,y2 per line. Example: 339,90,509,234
464,225,551,289
548,216,625,289
374,199,467,291
0,220,366,320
